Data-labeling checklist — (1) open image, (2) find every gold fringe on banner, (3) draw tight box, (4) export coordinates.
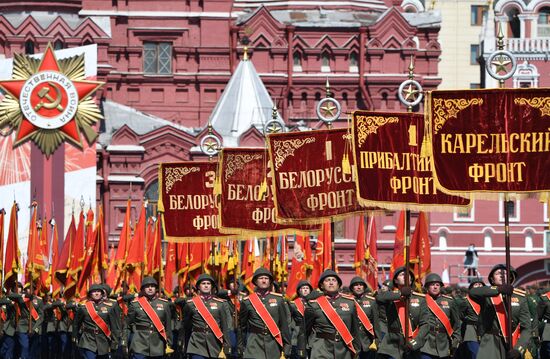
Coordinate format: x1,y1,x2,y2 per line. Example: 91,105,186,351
355,197,471,213
218,226,319,237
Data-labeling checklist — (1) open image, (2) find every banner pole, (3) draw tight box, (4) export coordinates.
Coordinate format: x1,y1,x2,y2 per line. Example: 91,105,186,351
404,209,411,346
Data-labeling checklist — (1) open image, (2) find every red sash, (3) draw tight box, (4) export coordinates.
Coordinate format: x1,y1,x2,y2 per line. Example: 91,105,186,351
355,302,374,336
117,297,128,316
316,296,356,354
137,297,168,342
294,298,305,317
1,308,6,321
466,296,481,316
248,293,283,347
546,293,550,301
490,294,508,342
512,324,520,347
394,299,414,339
192,297,223,343
426,295,454,338
54,308,62,321
24,298,39,321
85,302,111,338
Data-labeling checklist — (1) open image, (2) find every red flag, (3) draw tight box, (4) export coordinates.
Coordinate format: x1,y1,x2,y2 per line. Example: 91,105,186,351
38,218,50,294
3,203,20,291
287,234,309,298
0,208,4,282
353,216,366,276
411,212,431,285
26,202,43,285
311,222,332,286
390,211,405,277
365,216,379,291
144,217,162,280
106,199,132,292
55,214,76,285
65,210,86,299
49,220,61,298
126,201,147,292
164,241,178,296
242,239,255,293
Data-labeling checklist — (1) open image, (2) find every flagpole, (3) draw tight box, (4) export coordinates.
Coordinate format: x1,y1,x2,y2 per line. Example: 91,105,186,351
28,200,37,335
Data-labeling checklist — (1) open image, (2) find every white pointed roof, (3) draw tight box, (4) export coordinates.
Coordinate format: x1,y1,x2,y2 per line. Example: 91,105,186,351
209,54,282,147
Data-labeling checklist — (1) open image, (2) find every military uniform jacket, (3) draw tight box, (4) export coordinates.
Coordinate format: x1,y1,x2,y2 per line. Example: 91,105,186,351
44,301,59,333
183,295,233,357
457,295,481,342
354,294,381,352
288,298,307,356
538,291,550,341
305,293,359,359
0,297,16,336
376,291,429,359
125,296,172,357
8,293,43,334
238,291,291,359
470,286,531,358
73,299,120,355
420,294,461,357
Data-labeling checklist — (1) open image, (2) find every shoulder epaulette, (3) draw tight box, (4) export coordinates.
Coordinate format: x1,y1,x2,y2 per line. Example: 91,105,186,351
213,297,226,302
158,297,169,302
442,294,453,299
131,298,138,303
308,299,318,303
413,292,426,297
242,296,249,301
104,301,113,307
513,289,525,297
270,292,283,297
365,295,376,301
186,299,194,303
341,294,355,301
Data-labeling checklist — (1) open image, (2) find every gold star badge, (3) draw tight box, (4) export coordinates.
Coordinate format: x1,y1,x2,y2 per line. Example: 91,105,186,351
491,55,512,74
321,101,337,117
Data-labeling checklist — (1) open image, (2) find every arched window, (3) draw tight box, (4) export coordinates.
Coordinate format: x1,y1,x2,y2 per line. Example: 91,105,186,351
538,7,550,37
25,40,35,55
144,180,159,218
507,8,521,38
54,39,64,50
321,52,330,72
349,52,358,72
293,52,302,72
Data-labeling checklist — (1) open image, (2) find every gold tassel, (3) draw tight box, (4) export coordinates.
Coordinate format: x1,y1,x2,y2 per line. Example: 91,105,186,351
342,153,351,174
214,176,222,196
258,178,267,199
165,345,175,355
368,341,378,351
218,348,227,358
280,352,286,359
420,135,430,158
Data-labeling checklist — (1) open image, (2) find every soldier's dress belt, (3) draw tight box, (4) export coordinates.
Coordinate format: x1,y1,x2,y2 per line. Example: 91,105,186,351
316,332,341,341
248,325,270,335
135,324,155,331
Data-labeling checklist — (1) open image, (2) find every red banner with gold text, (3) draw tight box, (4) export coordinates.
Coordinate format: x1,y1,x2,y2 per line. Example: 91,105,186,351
219,148,319,235
426,88,550,197
267,128,373,224
158,162,237,242
351,111,470,210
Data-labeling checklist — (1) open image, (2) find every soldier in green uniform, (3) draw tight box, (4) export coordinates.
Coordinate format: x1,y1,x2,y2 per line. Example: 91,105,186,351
376,266,429,359
419,273,461,359
0,294,16,359
378,279,392,340
124,276,173,359
526,286,541,359
182,273,233,358
73,284,120,359
350,276,380,359
455,278,484,359
305,270,359,359
288,280,311,359
238,267,291,359
469,264,531,359
538,287,550,359
8,282,44,359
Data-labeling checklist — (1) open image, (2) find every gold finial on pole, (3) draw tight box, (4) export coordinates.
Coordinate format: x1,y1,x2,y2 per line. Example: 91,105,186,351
430,0,436,10
325,77,331,97
496,23,505,51
243,46,249,61
272,105,278,120
408,55,415,80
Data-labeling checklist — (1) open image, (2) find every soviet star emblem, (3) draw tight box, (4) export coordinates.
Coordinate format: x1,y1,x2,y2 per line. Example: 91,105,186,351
0,43,104,156
403,83,419,101
321,101,337,117
491,55,512,74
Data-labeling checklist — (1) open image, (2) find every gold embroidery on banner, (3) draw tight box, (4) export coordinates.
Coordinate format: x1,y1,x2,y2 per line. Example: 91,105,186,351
224,153,263,181
514,97,550,117
272,137,316,170
355,116,399,147
164,166,200,192
432,98,483,134
342,133,352,141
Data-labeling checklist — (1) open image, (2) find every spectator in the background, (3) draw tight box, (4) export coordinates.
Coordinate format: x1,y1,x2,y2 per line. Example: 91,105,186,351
462,244,479,280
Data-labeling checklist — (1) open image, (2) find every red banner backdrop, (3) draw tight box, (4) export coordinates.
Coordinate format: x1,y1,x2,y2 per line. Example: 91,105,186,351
267,128,372,224
351,111,470,210
219,148,320,236
426,88,550,197
158,162,236,242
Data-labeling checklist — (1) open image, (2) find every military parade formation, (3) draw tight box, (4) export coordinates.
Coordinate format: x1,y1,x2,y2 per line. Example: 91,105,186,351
0,265,547,359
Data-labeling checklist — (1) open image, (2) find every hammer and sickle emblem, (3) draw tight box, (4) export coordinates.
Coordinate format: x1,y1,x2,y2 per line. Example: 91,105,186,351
34,82,64,112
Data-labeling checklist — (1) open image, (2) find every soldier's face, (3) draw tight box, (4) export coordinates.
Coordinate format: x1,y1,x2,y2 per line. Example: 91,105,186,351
427,282,441,296
472,282,483,289
143,284,157,296
199,281,212,294
255,275,271,289
351,284,365,296
492,269,507,286
396,272,406,286
90,290,103,301
299,286,311,297
322,277,340,294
